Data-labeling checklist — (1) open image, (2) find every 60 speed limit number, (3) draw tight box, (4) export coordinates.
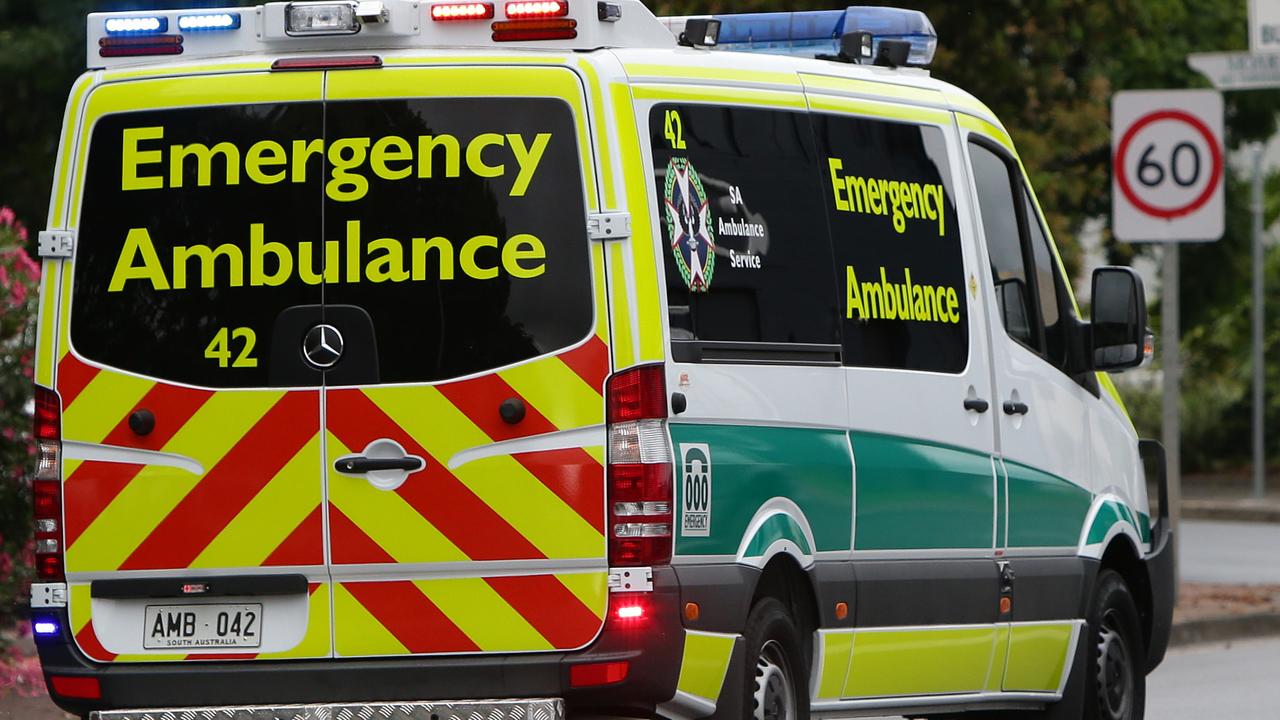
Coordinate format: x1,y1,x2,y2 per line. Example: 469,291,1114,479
1112,90,1224,243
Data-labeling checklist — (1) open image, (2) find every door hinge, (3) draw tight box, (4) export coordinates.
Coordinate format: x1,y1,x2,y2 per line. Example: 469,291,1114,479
608,566,653,592
37,230,74,259
588,212,631,242
31,582,68,608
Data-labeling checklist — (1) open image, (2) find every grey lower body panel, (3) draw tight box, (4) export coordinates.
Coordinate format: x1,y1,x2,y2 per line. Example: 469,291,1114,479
91,699,563,720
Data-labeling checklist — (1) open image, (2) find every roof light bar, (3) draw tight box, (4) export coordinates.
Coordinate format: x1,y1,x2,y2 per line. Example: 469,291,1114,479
504,0,568,19
286,2,361,35
104,16,167,35
708,6,938,67
431,2,494,21
177,12,241,31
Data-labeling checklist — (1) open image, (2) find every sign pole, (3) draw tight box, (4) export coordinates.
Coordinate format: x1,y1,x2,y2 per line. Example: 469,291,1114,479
1253,146,1266,499
1162,243,1182,546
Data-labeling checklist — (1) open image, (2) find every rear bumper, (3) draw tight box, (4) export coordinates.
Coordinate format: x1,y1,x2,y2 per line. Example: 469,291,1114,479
91,699,561,720
37,570,684,718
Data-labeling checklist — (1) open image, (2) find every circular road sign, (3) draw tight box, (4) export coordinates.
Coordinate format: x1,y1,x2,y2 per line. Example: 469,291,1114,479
1112,90,1225,242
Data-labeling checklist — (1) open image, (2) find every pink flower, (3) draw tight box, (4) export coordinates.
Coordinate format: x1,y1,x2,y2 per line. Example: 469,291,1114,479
14,250,39,281
1,428,13,441
0,207,14,226
9,282,26,306
15,225,28,242
0,265,8,288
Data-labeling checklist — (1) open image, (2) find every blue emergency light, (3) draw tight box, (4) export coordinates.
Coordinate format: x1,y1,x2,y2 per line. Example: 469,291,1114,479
712,6,937,66
104,15,168,34
178,12,242,31
33,618,60,637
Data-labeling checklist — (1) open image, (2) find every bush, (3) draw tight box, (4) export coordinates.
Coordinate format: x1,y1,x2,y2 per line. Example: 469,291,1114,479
0,207,40,666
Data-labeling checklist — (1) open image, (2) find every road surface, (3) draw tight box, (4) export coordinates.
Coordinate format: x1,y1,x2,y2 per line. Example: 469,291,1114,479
1180,519,1280,584
1147,635,1280,717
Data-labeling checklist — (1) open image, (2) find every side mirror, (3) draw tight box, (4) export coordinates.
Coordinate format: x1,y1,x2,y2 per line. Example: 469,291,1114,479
1091,267,1148,371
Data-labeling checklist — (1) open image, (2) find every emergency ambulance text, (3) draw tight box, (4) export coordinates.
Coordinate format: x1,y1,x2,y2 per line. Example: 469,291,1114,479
107,221,547,292
119,126,554,202
846,265,961,324
828,159,946,237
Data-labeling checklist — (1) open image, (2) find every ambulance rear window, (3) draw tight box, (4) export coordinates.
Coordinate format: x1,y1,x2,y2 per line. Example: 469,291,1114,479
70,97,592,388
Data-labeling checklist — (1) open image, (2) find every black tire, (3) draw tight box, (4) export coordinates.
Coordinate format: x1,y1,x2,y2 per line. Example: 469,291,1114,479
742,597,809,720
1084,570,1146,720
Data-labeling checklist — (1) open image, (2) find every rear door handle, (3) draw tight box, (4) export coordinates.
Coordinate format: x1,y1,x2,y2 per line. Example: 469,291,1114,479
335,456,425,474
1003,401,1030,416
963,398,990,414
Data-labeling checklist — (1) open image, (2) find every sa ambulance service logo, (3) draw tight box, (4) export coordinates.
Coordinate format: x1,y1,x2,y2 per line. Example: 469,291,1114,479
680,443,712,537
664,158,716,293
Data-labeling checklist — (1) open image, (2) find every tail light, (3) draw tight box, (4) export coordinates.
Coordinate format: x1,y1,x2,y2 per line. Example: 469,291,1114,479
33,386,64,582
606,365,672,567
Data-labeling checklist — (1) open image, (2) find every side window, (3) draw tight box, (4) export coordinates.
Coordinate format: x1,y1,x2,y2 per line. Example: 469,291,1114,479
649,104,840,361
969,140,1086,382
814,113,968,373
968,142,1037,350
1023,191,1068,368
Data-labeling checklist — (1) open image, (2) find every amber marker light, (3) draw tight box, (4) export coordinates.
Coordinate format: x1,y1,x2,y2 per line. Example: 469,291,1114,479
684,602,700,622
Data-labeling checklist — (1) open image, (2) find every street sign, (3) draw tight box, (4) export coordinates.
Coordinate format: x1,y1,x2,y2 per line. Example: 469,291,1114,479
1188,51,1280,90
1251,0,1280,54
1112,90,1224,242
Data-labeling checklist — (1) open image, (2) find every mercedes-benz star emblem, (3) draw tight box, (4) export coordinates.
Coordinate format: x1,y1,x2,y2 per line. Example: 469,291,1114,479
303,324,344,369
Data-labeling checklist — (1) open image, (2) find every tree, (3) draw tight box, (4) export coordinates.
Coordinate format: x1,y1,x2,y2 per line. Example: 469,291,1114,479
0,0,257,228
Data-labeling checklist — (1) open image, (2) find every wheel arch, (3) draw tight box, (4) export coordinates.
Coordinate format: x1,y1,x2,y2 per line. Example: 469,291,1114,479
1098,535,1154,661
749,554,820,655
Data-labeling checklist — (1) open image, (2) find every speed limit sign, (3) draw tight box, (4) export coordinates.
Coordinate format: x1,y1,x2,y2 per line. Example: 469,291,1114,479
1112,90,1224,242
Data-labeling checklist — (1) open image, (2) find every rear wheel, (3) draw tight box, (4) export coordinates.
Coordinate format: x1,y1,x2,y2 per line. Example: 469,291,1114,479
1086,570,1146,720
743,597,809,720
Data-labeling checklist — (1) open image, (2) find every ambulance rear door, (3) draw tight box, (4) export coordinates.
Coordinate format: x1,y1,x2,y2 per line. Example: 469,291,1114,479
58,71,331,663
317,65,614,658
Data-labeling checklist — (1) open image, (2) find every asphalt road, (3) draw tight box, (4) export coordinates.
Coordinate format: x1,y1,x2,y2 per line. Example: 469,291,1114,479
1147,635,1280,718
1179,519,1280,584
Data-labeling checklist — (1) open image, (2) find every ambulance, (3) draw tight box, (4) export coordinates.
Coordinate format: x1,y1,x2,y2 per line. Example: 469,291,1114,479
29,2,1174,719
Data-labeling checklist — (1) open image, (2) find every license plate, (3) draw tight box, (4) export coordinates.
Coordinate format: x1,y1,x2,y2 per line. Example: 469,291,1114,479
143,604,262,650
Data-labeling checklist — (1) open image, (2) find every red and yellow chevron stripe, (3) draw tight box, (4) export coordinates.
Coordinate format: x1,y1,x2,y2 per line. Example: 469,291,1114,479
59,353,325,577
334,572,607,656
58,331,610,662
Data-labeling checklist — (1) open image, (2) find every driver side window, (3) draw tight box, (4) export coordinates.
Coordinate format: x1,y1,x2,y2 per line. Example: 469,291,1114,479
969,141,1038,351
968,139,1086,385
